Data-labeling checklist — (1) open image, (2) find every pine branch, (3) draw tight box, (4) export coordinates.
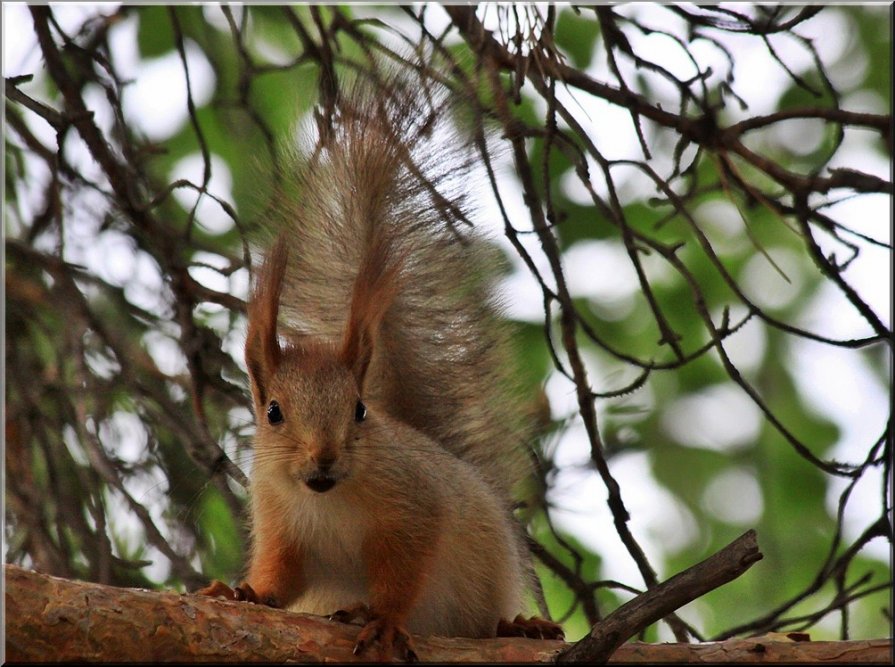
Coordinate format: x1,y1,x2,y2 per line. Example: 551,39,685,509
5,563,890,663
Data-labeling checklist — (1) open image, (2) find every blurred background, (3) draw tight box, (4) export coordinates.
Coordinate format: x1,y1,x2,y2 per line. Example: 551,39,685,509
4,3,891,643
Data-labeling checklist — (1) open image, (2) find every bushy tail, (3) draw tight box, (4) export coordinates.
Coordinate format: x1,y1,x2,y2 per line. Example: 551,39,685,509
265,73,532,504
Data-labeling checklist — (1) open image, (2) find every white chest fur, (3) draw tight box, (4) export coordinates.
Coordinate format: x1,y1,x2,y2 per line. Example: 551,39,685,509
283,487,370,616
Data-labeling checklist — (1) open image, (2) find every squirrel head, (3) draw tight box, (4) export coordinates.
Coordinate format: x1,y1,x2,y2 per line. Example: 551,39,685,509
244,236,398,494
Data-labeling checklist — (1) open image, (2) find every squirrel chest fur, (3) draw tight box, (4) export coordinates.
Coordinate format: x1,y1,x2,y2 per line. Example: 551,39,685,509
199,75,563,659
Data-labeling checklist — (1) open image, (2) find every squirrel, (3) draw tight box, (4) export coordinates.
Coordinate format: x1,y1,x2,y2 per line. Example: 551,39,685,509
198,72,564,661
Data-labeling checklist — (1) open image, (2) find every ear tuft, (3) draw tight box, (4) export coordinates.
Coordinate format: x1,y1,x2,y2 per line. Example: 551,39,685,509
245,237,288,405
340,232,402,389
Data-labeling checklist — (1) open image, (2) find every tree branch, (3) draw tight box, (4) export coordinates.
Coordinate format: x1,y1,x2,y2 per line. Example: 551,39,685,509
5,564,890,663
557,530,764,663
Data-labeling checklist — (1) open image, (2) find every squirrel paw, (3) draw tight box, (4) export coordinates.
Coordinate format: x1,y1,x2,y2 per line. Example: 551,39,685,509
329,601,372,625
197,579,242,600
497,614,565,640
196,580,279,608
353,615,418,663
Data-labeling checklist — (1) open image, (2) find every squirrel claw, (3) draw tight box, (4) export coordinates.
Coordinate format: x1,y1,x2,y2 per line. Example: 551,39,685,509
242,585,281,608
197,579,237,600
497,614,565,640
329,602,371,625
353,616,418,662
233,582,258,603
330,609,351,624
196,580,278,608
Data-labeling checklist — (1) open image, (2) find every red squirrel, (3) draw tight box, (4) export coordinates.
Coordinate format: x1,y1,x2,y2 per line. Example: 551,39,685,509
199,73,563,660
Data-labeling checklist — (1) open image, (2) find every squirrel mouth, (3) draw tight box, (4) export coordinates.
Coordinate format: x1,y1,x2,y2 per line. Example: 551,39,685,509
306,474,336,493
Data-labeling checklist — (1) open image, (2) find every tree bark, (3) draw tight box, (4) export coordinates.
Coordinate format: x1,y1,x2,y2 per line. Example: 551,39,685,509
4,564,890,663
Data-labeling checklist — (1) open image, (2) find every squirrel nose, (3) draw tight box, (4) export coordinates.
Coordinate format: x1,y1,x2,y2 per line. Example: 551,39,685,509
306,450,338,493
307,463,337,493
312,453,336,472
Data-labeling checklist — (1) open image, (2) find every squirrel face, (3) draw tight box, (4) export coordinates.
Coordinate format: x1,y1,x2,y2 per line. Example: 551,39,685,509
245,235,393,497
251,341,366,495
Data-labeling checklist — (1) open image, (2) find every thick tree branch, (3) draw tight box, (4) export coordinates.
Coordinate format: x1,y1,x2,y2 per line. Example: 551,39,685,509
4,565,890,663
2,563,563,663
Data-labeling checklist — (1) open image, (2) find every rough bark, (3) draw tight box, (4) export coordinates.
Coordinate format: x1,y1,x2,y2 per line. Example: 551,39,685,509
4,564,562,663
4,565,891,663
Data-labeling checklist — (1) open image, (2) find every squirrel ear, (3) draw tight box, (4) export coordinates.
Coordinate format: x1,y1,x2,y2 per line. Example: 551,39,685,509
245,238,288,405
340,235,401,389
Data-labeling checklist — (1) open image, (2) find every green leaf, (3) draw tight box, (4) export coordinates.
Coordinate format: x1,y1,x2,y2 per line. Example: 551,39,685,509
555,9,599,69
136,6,175,59
196,487,244,580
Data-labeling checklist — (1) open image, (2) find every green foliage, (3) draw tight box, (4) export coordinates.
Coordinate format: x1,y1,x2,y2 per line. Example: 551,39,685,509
509,320,554,392
554,10,599,69
195,488,244,581
137,6,176,59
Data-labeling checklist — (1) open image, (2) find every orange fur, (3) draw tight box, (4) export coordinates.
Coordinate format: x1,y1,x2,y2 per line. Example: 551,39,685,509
355,513,440,661
363,508,439,623
245,504,305,608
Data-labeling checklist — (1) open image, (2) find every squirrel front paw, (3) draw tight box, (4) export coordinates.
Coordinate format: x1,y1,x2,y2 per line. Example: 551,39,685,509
329,601,372,625
196,580,279,608
497,614,565,640
352,614,418,663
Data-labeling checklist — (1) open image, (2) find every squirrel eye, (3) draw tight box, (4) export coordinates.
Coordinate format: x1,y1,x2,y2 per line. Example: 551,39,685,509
354,400,367,423
267,400,284,425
